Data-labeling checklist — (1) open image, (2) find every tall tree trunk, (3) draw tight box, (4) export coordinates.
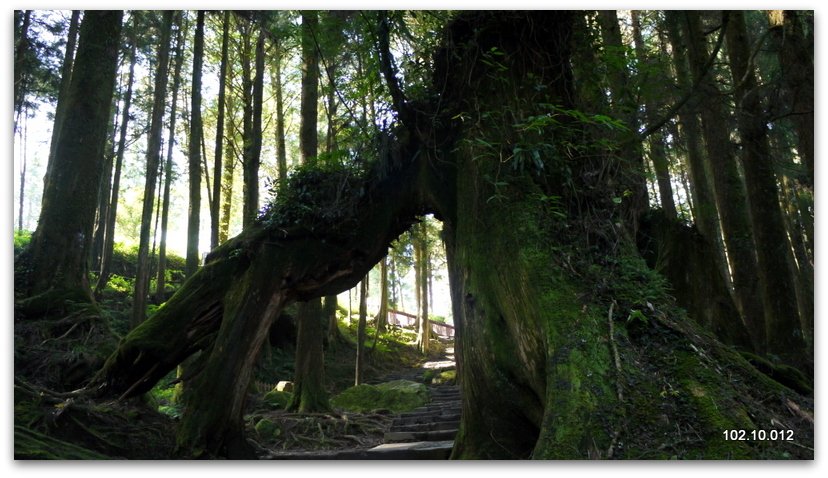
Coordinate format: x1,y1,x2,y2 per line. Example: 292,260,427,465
17,108,28,231
767,11,814,187
95,27,137,298
300,11,319,166
273,44,288,188
663,11,730,285
725,11,809,369
376,256,389,333
186,11,205,277
242,26,265,227
355,278,368,385
631,11,676,219
13,9,32,133
19,11,123,304
44,10,81,199
417,221,430,353
157,14,186,301
597,10,648,231
132,11,173,327
680,11,764,350
211,11,230,249
290,11,329,413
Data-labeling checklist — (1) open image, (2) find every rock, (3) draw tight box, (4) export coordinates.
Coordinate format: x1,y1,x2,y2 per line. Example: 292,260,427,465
262,390,292,409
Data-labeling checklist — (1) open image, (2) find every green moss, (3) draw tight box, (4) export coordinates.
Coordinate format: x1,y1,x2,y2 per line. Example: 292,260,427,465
262,390,293,410
331,380,429,413
254,418,282,440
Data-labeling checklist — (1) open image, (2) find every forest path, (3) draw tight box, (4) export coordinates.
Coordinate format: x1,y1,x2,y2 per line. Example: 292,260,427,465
263,342,460,460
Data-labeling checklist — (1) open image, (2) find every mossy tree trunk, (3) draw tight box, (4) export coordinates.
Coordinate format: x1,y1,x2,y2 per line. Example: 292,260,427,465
20,11,123,306
91,141,427,455
433,11,810,459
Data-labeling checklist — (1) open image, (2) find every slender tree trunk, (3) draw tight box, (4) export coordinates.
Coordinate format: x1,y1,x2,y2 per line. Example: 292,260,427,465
132,11,173,327
211,11,230,249
44,10,81,198
597,10,648,230
663,11,730,284
157,14,186,301
767,11,814,187
726,11,808,368
355,278,368,385
273,46,288,188
20,11,123,303
631,11,676,219
681,11,764,350
300,11,319,166
17,109,28,231
376,256,389,333
95,28,137,297
186,11,205,277
242,26,264,226
417,221,430,353
13,10,32,132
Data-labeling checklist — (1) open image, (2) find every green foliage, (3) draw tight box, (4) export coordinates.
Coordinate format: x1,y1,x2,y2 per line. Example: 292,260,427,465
330,379,429,413
14,230,32,255
261,160,367,235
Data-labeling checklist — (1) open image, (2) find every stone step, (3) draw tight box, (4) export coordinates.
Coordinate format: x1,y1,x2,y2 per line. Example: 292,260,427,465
395,407,460,419
392,412,461,426
390,420,460,433
384,428,458,443
363,440,454,460
265,441,455,460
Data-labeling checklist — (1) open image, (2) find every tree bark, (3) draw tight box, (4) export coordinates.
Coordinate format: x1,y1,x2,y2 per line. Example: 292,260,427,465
631,11,676,219
376,256,389,333
680,11,764,351
95,25,136,298
767,11,814,187
20,11,122,305
242,26,265,227
186,11,205,277
273,43,288,189
300,11,319,166
157,14,186,301
132,11,173,327
726,11,808,369
211,11,230,249
355,278,368,385
44,10,81,201
13,9,32,132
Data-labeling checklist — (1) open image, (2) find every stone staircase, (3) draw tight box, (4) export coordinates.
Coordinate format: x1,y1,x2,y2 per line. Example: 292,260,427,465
364,383,460,459
267,346,460,460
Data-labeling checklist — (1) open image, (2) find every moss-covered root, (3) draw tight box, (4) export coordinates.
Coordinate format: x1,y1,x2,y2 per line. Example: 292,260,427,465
14,425,110,460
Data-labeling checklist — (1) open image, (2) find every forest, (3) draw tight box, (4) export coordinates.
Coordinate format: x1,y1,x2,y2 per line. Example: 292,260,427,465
12,10,814,460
